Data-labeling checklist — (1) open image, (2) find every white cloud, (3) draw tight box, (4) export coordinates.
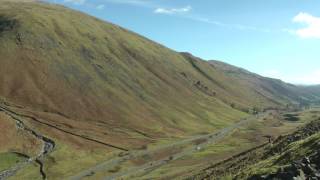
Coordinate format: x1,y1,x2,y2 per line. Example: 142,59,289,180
69,0,266,33
179,15,271,32
153,7,269,32
99,1,268,33
64,0,86,5
154,6,192,15
96,4,105,10
292,12,320,38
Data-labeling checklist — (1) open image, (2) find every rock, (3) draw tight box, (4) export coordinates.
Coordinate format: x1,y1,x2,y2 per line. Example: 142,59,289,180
304,164,316,175
303,157,311,164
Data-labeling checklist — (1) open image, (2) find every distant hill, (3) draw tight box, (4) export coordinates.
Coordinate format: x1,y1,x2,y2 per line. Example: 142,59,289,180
0,0,319,151
208,60,320,107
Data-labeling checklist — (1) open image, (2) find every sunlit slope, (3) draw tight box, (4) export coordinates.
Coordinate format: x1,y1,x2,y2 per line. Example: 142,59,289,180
0,0,318,149
0,1,246,149
191,110,320,180
208,60,320,108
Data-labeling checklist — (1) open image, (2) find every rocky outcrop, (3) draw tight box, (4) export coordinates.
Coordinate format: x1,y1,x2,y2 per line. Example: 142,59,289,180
266,118,320,157
189,118,320,180
250,151,320,180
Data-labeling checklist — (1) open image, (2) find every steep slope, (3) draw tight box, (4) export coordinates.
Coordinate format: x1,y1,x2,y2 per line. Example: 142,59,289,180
190,113,320,179
304,85,320,104
209,60,320,108
1,1,320,179
0,0,319,151
0,0,247,150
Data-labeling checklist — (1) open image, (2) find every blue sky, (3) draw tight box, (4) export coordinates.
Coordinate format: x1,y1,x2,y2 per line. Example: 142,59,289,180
46,0,320,85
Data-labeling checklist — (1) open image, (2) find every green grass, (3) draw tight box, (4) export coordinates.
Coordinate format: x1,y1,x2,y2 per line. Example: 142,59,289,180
9,137,117,180
0,0,319,147
0,0,250,144
8,162,42,180
224,110,320,179
139,109,315,179
0,1,320,179
239,132,320,178
0,152,27,172
192,136,251,158
185,108,320,179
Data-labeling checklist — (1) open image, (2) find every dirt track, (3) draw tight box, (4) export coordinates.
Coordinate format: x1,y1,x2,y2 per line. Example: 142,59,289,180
69,112,269,180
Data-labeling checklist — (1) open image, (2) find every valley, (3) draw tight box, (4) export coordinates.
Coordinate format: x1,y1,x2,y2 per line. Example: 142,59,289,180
70,111,267,180
0,0,320,180
191,108,320,179
2,97,318,179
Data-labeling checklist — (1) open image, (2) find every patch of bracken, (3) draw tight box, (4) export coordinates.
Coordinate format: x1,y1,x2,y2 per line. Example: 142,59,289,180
0,16,17,33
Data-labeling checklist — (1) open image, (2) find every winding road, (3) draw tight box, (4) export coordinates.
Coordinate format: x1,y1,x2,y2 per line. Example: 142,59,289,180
0,102,269,180
70,112,268,180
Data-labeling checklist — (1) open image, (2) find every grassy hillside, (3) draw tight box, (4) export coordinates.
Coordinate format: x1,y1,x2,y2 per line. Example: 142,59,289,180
0,0,319,150
190,109,320,179
304,85,320,105
1,1,320,179
209,60,320,108
0,0,246,150
0,111,41,157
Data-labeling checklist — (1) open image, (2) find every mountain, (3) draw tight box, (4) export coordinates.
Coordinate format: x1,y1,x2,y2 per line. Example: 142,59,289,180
1,0,320,149
0,0,320,179
0,0,248,150
209,60,320,107
305,85,320,102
